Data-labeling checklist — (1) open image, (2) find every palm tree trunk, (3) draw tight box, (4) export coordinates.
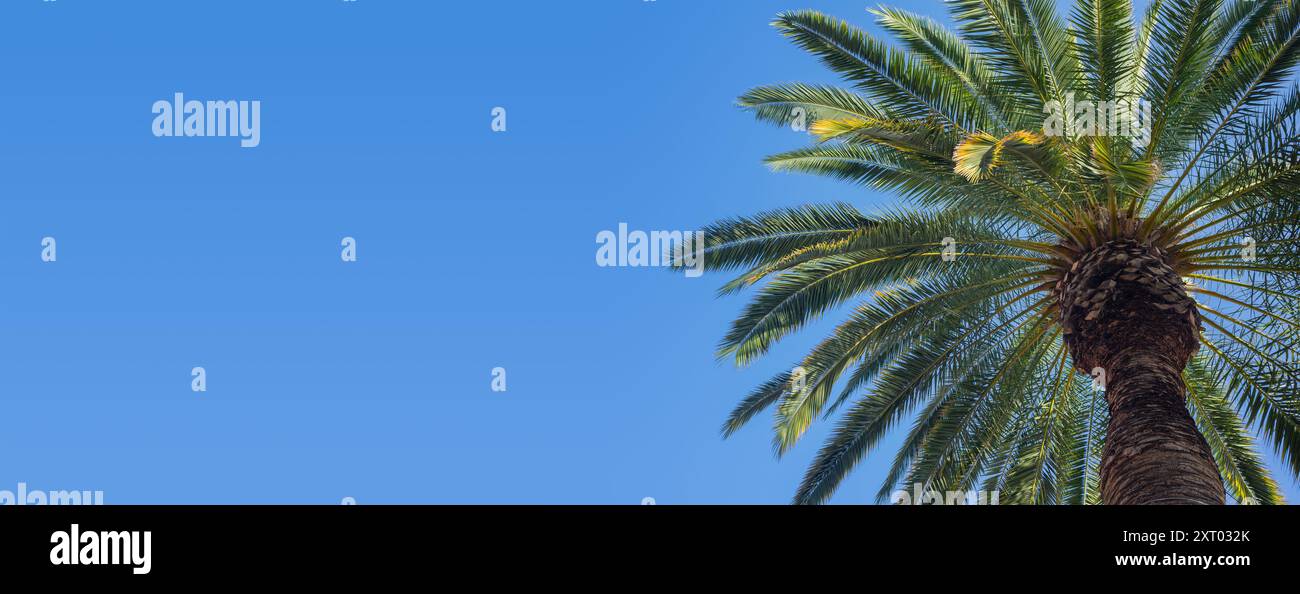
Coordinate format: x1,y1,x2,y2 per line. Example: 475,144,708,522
1056,237,1225,505
1098,348,1224,505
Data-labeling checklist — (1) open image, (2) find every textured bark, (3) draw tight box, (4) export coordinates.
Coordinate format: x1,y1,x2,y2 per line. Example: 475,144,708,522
1054,237,1224,505
1097,349,1224,504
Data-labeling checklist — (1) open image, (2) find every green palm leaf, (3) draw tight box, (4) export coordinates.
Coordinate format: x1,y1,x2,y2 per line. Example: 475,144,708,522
710,1,1300,505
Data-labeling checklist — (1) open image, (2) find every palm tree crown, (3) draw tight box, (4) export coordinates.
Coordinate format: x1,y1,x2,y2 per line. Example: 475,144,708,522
705,0,1300,504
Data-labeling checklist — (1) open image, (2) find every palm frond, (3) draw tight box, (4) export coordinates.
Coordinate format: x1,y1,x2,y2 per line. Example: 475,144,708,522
713,1,1300,504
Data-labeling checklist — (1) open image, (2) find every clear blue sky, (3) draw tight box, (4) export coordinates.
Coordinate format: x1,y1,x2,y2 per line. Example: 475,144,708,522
0,0,1293,504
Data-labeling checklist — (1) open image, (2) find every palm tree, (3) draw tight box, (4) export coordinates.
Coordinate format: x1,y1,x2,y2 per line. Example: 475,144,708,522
703,1,1300,504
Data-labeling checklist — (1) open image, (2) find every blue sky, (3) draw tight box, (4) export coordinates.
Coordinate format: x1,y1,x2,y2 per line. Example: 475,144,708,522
0,0,1294,504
